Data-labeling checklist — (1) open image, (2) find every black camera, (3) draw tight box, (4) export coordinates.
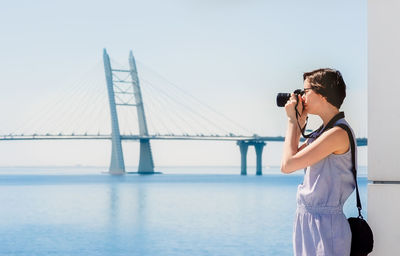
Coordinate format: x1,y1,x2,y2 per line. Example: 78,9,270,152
276,89,304,107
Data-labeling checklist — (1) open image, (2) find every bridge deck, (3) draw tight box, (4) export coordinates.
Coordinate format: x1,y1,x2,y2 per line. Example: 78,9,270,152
0,134,368,146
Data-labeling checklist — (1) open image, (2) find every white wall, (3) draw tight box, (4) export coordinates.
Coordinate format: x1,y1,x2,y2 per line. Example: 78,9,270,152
368,0,400,255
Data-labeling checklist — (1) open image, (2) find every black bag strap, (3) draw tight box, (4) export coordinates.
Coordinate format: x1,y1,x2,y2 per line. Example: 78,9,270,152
322,112,345,132
335,123,363,219
297,111,345,139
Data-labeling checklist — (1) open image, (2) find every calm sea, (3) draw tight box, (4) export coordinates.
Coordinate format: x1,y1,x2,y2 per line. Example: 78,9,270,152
0,166,368,256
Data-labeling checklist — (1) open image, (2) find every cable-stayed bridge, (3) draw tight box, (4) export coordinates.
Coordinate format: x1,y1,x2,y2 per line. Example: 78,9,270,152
0,49,367,175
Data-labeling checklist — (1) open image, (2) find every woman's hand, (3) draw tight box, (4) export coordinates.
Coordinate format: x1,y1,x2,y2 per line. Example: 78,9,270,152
284,93,308,127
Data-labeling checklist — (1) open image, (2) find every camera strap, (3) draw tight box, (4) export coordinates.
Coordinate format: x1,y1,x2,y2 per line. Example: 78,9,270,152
294,97,311,138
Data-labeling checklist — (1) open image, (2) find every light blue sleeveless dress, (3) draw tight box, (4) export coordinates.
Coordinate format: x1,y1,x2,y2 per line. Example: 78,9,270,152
293,118,356,256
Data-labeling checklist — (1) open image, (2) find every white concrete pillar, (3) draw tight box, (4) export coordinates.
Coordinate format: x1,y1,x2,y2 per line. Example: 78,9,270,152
368,0,400,254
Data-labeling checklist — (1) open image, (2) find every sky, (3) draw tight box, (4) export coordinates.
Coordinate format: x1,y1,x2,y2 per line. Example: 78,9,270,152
0,0,368,169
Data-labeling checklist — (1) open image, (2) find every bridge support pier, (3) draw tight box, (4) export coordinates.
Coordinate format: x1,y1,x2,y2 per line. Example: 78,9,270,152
237,141,249,175
109,136,125,174
237,140,266,175
254,142,265,175
138,139,155,174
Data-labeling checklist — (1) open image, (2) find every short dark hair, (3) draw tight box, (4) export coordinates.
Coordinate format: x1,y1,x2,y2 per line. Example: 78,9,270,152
303,68,346,109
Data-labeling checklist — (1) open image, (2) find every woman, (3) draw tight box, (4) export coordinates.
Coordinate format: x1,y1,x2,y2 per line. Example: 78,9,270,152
281,68,356,256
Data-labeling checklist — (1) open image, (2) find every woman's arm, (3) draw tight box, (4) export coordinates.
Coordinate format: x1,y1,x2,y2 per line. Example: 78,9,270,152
281,119,302,172
280,127,349,174
297,140,308,152
280,93,308,173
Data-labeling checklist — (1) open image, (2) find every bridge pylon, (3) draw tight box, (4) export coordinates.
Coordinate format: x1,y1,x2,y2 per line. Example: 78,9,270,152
129,51,154,174
103,49,125,174
102,49,154,174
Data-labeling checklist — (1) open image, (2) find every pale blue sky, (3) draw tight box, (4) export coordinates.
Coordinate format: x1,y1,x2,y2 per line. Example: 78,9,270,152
0,0,367,168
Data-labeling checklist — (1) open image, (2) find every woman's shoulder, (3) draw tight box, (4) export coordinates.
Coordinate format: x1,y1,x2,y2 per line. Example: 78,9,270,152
323,126,350,155
333,119,357,140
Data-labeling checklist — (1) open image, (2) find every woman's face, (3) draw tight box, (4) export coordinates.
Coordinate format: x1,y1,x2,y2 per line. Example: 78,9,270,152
302,79,324,114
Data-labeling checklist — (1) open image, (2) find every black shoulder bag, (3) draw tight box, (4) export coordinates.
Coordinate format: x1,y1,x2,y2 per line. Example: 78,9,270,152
336,123,374,256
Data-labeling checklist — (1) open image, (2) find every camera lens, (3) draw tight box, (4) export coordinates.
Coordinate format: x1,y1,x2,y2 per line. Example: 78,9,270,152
276,93,291,107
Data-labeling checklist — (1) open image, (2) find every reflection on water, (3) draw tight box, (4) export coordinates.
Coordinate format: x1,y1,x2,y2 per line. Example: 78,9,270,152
0,167,368,256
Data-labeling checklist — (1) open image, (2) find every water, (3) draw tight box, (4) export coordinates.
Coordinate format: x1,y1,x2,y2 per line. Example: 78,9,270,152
0,167,368,256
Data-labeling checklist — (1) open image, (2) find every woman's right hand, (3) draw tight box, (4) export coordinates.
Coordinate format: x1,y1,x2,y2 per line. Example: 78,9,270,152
284,93,307,126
